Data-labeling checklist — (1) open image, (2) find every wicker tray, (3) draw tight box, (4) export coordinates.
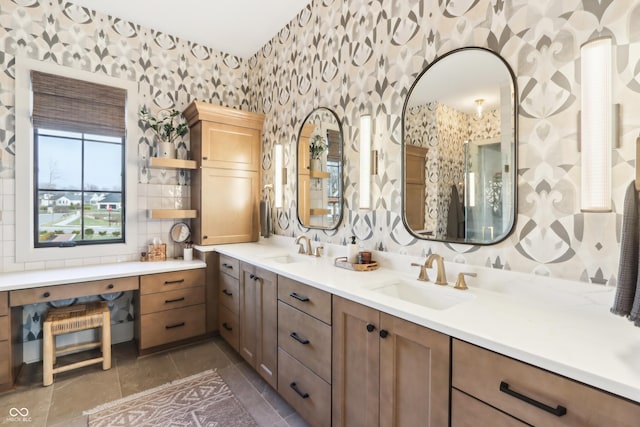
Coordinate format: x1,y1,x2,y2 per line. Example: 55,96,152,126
334,257,379,272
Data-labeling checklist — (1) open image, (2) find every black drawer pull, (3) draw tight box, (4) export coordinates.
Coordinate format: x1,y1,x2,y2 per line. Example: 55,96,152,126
290,382,309,399
290,332,310,345
165,322,185,330
222,263,233,269
290,292,309,302
366,323,376,333
43,292,51,298
222,289,233,296
379,329,389,338
164,279,185,285
499,381,567,417
107,284,114,289
165,297,185,304
202,156,208,160
249,274,255,280
222,322,233,331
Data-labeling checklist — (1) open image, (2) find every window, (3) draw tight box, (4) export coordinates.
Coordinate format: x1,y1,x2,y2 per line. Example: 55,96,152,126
30,71,127,248
34,129,124,247
15,58,138,263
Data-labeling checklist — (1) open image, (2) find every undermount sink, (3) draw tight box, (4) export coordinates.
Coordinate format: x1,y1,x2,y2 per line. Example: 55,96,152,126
262,254,311,264
371,280,474,310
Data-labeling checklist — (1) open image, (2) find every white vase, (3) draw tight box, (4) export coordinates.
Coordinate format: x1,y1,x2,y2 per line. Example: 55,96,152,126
310,158,321,171
158,141,175,158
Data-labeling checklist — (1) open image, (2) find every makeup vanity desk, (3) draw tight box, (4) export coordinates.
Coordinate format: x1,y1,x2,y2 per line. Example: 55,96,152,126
0,259,208,392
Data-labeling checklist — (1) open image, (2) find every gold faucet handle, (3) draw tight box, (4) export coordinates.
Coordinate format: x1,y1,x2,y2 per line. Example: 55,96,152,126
313,245,324,257
410,262,429,282
297,243,306,254
454,272,477,290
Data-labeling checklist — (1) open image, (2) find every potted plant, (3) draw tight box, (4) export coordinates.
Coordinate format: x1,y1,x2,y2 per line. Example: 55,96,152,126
139,106,188,158
309,134,326,171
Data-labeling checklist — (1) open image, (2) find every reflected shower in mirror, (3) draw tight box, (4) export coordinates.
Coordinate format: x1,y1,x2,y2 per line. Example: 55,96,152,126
296,107,343,230
402,47,517,244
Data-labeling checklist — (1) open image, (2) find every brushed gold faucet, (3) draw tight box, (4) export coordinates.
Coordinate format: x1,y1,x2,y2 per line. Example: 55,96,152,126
454,272,477,290
411,262,430,281
426,254,447,285
295,235,311,255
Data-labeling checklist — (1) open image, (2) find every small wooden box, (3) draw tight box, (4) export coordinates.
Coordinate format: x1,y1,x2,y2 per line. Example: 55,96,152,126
147,243,166,262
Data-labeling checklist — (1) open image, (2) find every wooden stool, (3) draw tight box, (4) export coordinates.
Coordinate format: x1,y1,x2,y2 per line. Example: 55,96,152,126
43,301,111,386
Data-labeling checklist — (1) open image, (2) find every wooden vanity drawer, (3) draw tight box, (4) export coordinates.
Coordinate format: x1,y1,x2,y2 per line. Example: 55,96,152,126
139,304,205,349
0,316,9,341
219,305,239,352
219,273,239,313
0,292,7,316
219,254,240,279
10,276,139,306
452,339,640,427
140,269,204,295
452,389,527,427
278,276,331,324
278,348,331,427
140,286,204,315
278,301,331,383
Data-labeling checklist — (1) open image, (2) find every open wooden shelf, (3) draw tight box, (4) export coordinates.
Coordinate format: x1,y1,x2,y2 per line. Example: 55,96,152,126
148,209,197,219
310,170,330,179
148,157,198,170
309,208,331,216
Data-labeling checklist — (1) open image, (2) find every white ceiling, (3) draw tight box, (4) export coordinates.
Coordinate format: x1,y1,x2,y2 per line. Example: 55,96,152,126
70,0,312,59
408,50,512,115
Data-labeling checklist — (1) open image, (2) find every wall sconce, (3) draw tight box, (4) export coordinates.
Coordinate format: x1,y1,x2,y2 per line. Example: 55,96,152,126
475,99,484,119
359,114,372,210
580,37,613,212
274,143,285,208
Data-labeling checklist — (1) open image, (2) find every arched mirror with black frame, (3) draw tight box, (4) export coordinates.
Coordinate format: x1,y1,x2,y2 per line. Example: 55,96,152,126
402,47,518,245
296,107,344,230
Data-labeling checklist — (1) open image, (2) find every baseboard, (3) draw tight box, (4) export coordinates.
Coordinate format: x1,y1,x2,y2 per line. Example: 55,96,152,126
23,322,134,364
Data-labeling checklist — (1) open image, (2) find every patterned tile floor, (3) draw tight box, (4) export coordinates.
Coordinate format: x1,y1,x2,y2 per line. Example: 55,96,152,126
0,337,310,427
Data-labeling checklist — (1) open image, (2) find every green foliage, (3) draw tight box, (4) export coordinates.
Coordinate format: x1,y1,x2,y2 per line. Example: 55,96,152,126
98,231,107,236
85,228,94,235
112,231,121,237
54,230,64,234
310,134,327,160
139,106,188,143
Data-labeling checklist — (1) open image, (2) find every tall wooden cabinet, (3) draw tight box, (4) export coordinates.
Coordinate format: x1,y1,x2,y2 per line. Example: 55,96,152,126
183,101,265,245
405,145,428,231
238,261,278,389
332,296,450,427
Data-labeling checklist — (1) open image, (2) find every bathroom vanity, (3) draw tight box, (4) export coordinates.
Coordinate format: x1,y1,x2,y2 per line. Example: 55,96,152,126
202,238,640,427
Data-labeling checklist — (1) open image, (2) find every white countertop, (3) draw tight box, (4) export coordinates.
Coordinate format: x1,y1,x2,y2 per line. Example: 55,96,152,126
0,259,206,291
206,238,640,405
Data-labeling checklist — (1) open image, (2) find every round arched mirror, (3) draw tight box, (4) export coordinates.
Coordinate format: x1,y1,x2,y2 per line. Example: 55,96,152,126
402,47,518,244
296,107,344,230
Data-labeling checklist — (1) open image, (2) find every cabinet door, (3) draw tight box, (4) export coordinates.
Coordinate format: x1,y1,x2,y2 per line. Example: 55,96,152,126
379,313,450,427
239,263,258,366
199,168,259,244
332,296,380,427
200,121,260,171
255,266,278,389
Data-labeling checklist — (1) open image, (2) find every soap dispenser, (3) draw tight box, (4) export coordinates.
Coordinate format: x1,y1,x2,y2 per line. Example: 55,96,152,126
347,236,358,264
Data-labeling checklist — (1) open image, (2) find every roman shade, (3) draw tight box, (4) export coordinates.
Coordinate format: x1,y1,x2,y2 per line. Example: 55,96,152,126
30,70,127,137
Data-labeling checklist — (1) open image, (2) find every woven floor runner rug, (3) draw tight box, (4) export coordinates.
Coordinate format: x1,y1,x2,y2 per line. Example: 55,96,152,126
84,369,257,427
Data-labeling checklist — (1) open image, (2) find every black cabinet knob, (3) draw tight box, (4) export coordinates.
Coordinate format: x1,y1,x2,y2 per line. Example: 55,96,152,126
379,330,389,338
107,284,114,289
366,324,375,333
43,292,51,298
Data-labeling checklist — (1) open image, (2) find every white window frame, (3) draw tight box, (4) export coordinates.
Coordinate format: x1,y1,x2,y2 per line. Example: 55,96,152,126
15,57,139,262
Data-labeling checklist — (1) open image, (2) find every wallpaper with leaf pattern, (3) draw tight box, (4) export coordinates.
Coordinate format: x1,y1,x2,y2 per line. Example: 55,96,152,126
0,0,639,292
